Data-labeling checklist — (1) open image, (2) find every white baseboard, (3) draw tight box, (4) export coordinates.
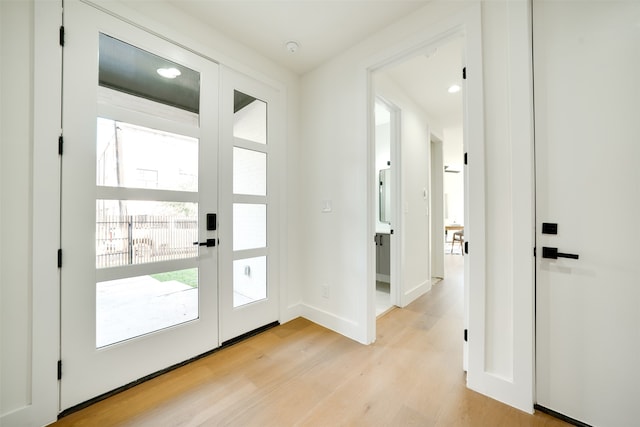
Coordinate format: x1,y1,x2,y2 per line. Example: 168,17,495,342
401,279,431,307
280,301,303,324
1,404,56,427
299,303,366,344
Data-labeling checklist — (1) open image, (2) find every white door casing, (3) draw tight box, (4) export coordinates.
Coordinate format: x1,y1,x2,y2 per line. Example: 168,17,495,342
534,1,640,425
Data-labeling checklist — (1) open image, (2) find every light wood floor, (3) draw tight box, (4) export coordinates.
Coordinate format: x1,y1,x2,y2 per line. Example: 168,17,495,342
50,257,567,427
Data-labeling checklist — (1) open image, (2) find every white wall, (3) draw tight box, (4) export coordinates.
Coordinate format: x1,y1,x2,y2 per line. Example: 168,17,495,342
1,0,34,419
298,53,368,340
443,126,464,224
430,138,445,279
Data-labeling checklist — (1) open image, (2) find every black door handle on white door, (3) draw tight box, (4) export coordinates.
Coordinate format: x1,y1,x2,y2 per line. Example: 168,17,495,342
193,238,216,247
542,247,579,260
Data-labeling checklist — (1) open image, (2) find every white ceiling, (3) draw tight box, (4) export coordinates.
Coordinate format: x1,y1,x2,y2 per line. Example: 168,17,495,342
380,37,464,128
167,0,430,75
168,0,462,127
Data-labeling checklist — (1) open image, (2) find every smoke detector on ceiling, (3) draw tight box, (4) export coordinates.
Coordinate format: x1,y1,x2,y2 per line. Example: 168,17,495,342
285,41,300,54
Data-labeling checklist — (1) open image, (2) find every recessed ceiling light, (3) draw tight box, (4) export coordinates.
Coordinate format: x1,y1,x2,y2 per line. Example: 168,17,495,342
448,84,461,94
157,67,181,79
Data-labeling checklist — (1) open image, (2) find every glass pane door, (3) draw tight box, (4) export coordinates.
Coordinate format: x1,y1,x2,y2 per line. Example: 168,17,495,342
219,69,280,343
61,2,218,410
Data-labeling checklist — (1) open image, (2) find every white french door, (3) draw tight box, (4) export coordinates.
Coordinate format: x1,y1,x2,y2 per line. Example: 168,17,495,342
218,67,280,343
61,2,219,410
534,1,640,426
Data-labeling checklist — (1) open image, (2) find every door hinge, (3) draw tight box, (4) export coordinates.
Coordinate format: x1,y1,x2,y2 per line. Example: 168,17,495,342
464,329,468,342
57,360,62,380
464,152,468,165
464,241,469,254
58,135,64,155
57,249,62,268
462,67,466,80
59,26,65,47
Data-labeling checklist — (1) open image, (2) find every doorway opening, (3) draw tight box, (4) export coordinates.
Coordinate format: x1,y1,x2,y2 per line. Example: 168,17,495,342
374,98,399,316
370,35,467,361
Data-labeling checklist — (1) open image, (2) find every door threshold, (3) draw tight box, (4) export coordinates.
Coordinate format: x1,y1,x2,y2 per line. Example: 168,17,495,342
534,404,592,427
220,321,280,348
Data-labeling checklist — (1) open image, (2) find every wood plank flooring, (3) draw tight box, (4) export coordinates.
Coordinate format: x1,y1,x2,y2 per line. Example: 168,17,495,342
50,257,567,426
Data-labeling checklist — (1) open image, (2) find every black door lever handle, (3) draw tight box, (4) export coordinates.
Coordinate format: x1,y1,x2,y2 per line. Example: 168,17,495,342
193,239,216,247
542,247,578,260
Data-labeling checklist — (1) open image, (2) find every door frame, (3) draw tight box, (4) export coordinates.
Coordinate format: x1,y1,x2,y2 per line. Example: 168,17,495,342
367,28,473,369
364,1,519,408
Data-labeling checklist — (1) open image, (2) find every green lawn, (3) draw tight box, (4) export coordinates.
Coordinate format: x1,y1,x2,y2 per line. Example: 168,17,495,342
151,268,198,288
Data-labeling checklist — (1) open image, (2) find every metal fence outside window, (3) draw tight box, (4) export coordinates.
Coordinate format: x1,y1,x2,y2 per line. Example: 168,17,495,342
96,215,198,268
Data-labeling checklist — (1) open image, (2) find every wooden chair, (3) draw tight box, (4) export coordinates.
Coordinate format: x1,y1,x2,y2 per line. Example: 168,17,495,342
451,230,464,255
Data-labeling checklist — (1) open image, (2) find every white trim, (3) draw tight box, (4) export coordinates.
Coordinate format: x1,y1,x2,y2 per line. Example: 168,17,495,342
96,187,199,203
300,303,362,342
30,1,62,425
465,0,535,414
95,259,198,282
401,279,431,307
97,87,200,131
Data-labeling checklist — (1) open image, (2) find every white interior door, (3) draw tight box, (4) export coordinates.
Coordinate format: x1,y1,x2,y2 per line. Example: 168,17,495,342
534,2,640,426
61,2,219,410
218,67,280,343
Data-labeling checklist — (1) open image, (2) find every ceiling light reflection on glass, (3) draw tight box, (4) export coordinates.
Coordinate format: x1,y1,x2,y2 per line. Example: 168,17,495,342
157,67,182,79
448,84,461,94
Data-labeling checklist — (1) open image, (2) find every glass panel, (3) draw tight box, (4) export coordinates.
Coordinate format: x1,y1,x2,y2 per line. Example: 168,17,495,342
233,90,267,144
97,118,198,192
233,204,266,251
96,200,197,268
233,256,266,307
233,147,266,196
99,33,200,114
96,268,198,347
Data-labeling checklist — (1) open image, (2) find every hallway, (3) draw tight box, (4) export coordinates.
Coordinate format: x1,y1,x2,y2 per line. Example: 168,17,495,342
50,256,565,426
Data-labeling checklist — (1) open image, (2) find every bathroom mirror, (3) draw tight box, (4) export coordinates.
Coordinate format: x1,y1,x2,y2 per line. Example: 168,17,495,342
379,168,391,224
